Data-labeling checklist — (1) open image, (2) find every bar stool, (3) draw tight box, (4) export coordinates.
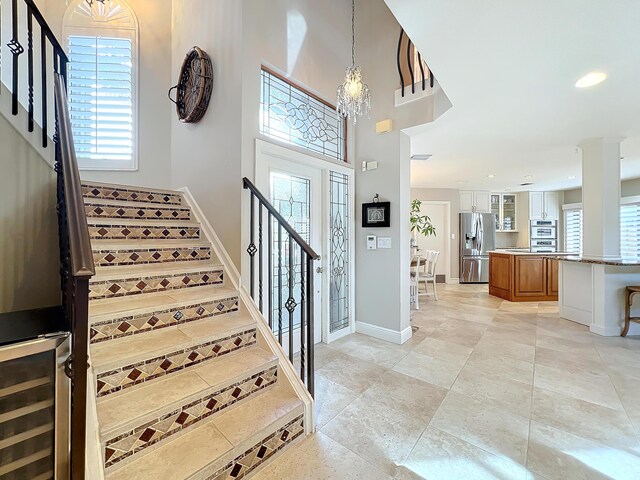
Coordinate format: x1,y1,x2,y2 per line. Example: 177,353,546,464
623,286,640,336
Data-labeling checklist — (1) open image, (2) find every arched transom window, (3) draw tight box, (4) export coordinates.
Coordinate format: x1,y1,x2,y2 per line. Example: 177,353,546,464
64,0,138,170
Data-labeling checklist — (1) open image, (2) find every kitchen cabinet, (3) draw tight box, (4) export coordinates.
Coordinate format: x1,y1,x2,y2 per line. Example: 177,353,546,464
491,193,517,231
489,252,563,301
529,192,560,220
460,191,491,213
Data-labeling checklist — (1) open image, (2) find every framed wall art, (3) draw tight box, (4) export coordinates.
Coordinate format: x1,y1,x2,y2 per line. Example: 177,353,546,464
362,201,390,228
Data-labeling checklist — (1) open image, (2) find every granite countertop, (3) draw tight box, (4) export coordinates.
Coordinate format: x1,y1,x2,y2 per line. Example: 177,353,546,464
559,256,640,266
490,250,574,257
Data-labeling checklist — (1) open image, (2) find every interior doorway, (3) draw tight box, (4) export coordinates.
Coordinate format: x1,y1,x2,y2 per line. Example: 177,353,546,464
416,201,450,283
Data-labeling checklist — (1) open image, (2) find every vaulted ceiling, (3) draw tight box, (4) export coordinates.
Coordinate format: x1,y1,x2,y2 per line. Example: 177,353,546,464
385,0,640,192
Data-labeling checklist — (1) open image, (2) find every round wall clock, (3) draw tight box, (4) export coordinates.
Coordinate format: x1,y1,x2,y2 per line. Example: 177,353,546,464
168,46,214,123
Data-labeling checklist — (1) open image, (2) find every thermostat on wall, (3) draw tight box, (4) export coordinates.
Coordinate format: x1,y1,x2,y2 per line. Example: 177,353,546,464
367,235,377,250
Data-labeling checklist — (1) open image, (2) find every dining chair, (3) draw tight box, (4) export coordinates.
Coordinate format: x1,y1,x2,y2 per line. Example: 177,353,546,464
419,250,440,300
410,254,422,309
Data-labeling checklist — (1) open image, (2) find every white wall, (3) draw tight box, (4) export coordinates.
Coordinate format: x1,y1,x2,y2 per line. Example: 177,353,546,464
44,0,174,189
563,178,640,204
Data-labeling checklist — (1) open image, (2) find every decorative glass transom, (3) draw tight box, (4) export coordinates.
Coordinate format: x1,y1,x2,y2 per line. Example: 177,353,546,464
329,171,350,334
260,68,347,163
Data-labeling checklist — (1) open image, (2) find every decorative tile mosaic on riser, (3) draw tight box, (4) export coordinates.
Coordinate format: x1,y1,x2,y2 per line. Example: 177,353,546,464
85,203,191,221
88,224,201,241
206,415,304,480
82,184,183,205
89,269,224,300
104,366,279,469
96,329,257,397
90,296,240,344
93,246,211,267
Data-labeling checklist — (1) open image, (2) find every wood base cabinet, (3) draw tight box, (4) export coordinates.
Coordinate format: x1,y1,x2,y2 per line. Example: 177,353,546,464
489,252,559,302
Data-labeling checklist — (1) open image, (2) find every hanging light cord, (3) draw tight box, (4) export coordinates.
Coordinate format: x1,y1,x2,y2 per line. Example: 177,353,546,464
351,0,356,66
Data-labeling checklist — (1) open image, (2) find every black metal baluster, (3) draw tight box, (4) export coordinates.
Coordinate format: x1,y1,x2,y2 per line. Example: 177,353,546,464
54,51,59,73
268,213,273,329
10,0,22,115
60,55,68,86
300,248,306,382
278,224,283,345
248,194,256,299
288,235,294,363
407,32,415,94
417,51,426,92
397,29,405,97
430,69,435,89
41,28,48,147
258,202,263,313
27,6,34,132
306,255,315,397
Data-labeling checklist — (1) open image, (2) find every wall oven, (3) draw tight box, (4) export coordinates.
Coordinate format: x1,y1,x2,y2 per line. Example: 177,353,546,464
530,220,558,252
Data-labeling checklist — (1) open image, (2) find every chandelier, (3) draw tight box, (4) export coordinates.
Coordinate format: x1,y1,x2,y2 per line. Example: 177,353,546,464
85,0,106,6
337,0,371,125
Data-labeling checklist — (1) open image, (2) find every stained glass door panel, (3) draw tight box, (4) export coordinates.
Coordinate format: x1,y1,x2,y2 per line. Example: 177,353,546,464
329,171,350,336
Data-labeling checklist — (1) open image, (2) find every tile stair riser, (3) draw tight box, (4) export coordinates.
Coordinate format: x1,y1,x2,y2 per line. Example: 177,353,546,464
90,295,240,344
85,203,191,221
102,365,279,471
82,184,183,205
89,224,201,241
93,246,211,267
89,268,224,300
95,329,257,397
195,411,305,480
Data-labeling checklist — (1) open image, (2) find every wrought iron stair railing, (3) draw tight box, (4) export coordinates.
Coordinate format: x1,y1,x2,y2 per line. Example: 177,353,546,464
3,0,95,478
397,28,435,97
243,177,319,397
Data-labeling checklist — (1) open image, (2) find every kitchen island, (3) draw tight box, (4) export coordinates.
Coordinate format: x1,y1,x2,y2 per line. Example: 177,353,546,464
489,250,573,302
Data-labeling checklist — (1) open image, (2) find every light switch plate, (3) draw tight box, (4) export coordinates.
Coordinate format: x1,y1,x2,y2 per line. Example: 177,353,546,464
377,237,392,249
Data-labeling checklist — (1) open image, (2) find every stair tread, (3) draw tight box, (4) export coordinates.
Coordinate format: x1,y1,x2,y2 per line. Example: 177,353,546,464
97,347,277,438
105,386,303,480
83,197,190,210
82,181,182,196
89,284,237,321
90,312,256,373
91,239,211,251
92,260,223,281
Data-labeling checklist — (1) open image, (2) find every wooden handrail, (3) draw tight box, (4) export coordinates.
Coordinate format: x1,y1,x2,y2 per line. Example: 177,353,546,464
243,177,320,260
54,75,95,278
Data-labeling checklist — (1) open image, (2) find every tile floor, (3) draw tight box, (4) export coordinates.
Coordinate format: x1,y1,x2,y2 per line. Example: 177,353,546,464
253,284,640,480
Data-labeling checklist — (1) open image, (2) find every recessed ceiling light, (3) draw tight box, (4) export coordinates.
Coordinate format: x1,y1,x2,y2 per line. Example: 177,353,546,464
568,175,576,180
411,154,432,161
575,71,607,88
524,175,533,179
487,174,495,178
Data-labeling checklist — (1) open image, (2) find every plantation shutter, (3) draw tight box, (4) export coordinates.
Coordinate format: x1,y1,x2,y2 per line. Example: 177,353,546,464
620,203,640,259
68,35,134,166
564,208,582,254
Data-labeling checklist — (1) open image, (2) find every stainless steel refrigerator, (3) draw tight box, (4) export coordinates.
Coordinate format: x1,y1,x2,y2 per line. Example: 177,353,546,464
459,212,496,283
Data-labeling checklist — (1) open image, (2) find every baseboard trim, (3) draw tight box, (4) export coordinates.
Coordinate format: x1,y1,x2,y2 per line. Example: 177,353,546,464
447,277,460,285
589,323,622,337
355,321,412,345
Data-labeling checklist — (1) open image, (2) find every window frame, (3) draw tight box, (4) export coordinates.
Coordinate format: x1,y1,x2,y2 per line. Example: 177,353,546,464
562,202,583,255
260,65,348,164
63,5,139,171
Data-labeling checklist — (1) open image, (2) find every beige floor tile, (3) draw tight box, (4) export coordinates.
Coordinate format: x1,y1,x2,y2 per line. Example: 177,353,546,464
527,421,640,480
328,333,409,369
392,350,466,389
535,333,599,356
316,353,381,394
360,370,447,423
465,350,534,385
481,326,537,347
401,427,527,480
608,371,640,433
251,431,392,480
322,395,429,475
473,337,536,363
533,364,623,411
430,391,530,464
451,365,533,417
313,343,348,370
411,336,473,362
313,373,360,429
531,387,638,450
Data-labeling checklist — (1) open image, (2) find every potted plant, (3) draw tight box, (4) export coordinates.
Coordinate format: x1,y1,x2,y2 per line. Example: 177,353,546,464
410,199,436,247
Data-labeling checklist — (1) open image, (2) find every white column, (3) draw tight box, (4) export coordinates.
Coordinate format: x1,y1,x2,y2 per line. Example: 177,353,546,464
580,138,623,261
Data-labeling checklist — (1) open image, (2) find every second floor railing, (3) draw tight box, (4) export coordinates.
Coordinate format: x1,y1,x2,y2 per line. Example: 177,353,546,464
397,28,434,97
243,177,319,397
3,0,96,477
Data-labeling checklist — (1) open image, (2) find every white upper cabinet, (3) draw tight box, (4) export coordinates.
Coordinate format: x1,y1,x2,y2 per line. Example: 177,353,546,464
460,191,491,213
529,191,560,220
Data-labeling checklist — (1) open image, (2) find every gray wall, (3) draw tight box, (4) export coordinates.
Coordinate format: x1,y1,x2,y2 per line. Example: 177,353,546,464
563,178,640,204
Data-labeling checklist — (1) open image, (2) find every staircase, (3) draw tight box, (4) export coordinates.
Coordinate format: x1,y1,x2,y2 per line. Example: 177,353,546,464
81,181,309,479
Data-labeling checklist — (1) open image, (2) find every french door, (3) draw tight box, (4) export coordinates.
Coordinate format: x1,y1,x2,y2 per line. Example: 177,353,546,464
255,139,354,349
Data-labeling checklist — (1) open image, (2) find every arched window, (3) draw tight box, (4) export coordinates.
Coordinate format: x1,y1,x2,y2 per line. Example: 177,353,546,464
63,0,138,170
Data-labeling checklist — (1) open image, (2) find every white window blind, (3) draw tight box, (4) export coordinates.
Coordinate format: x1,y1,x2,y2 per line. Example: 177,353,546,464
621,202,640,259
68,35,134,168
564,208,583,254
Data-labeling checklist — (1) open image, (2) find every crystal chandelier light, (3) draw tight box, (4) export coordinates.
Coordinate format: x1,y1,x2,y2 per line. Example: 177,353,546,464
85,0,106,7
337,0,371,125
